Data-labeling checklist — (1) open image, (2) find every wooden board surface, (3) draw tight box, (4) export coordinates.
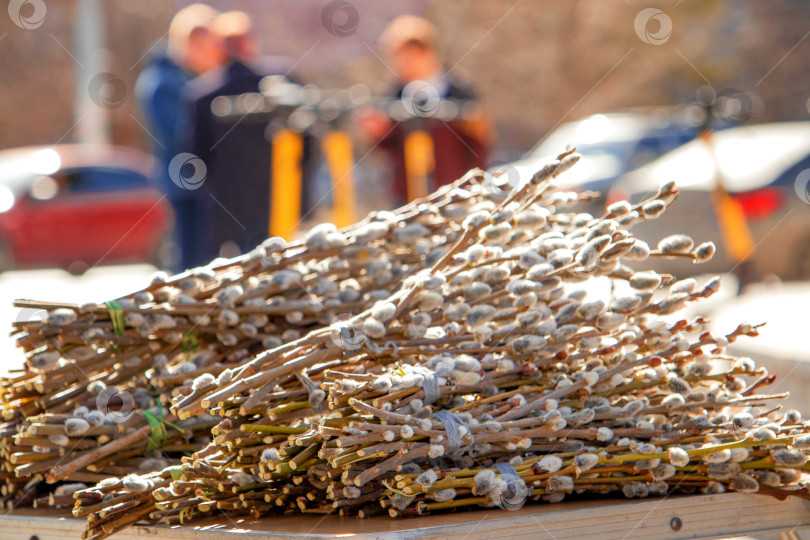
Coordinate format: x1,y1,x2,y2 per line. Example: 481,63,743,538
2,492,809,540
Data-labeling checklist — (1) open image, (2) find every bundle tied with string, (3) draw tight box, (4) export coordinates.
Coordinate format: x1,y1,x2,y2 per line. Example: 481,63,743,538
4,164,524,508
21,152,810,539
492,462,529,510
432,410,474,460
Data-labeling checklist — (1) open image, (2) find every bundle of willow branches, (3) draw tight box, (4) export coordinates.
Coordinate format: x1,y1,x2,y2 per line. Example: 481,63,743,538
10,154,810,540
1,158,576,510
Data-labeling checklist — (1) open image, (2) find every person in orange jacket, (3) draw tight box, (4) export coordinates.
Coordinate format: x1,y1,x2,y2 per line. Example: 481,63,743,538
358,15,491,206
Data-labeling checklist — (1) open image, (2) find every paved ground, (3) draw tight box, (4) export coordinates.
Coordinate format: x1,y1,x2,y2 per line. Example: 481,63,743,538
1,264,156,375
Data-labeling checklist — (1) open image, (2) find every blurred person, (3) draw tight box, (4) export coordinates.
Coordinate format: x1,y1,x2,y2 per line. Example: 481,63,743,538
135,4,225,272
182,11,298,264
358,15,490,206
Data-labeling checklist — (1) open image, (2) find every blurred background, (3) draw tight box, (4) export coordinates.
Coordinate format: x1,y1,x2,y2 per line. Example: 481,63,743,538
2,1,810,158
1,0,809,410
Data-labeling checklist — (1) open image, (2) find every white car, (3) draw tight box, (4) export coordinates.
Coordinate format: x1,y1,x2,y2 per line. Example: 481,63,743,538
507,111,700,198
609,122,810,281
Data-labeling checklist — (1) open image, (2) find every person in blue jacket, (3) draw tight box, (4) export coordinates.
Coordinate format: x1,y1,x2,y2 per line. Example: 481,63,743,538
135,4,226,272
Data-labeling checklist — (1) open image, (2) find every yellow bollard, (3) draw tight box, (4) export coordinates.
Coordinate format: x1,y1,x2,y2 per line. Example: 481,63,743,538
712,188,755,262
270,129,304,240
403,130,434,201
322,130,356,229
700,132,755,263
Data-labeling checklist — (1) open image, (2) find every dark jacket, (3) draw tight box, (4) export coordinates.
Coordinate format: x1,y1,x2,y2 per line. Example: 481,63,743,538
134,52,193,200
380,75,490,205
182,59,290,261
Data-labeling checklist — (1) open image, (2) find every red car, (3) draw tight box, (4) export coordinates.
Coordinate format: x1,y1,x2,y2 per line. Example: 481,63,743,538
0,145,172,273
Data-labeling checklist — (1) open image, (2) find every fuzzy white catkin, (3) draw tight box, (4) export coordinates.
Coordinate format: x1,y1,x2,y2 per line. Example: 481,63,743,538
548,476,574,492
406,324,427,339
778,468,802,484
417,470,439,489
65,418,91,437
444,302,471,322
793,434,810,449
703,448,732,464
671,278,697,295
371,302,396,322
48,308,78,326
582,372,599,387
636,443,657,455
511,335,547,353
428,445,445,459
608,200,632,215
730,473,759,493
85,410,105,426
192,373,216,390
363,318,386,339
573,453,599,471
473,469,496,495
596,312,625,331
651,464,677,481
641,200,665,218
230,472,256,487
454,355,481,372
54,482,88,497
732,412,755,429
262,448,281,463
728,447,750,463
596,427,614,442
122,474,150,493
538,455,563,473
464,282,492,301
694,241,716,262
577,300,605,320
418,291,444,311
658,234,694,253
629,271,662,290
771,448,808,467
216,368,234,386
49,434,69,447
430,489,456,503
667,447,690,467
433,357,456,378
467,305,496,327
626,240,651,260
662,394,685,409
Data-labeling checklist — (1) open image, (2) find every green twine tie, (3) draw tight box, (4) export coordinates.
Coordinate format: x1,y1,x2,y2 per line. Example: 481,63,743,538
142,406,184,454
